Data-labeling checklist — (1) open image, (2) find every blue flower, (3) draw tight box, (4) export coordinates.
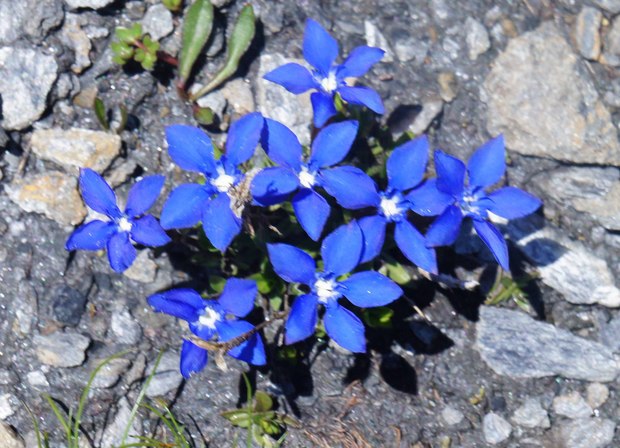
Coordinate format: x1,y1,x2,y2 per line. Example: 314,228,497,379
147,278,266,378
66,168,170,273
252,118,370,241
267,221,402,353
424,135,542,270
160,112,264,251
263,18,385,128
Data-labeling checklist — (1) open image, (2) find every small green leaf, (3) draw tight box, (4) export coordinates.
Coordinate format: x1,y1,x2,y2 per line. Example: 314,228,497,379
193,106,215,125
209,275,227,293
110,41,134,61
253,391,273,413
179,0,214,86
163,0,183,12
115,23,142,44
115,105,128,134
190,3,255,100
94,97,109,131
384,261,412,285
222,410,252,428
362,306,394,329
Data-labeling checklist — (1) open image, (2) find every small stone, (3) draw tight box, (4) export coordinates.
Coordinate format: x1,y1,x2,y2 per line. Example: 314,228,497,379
61,14,92,74
5,171,87,226
575,7,602,60
482,413,512,445
221,79,255,115
64,0,115,9
556,418,615,448
0,47,58,130
91,358,131,389
511,398,551,428
0,422,24,448
26,371,49,388
105,159,138,188
573,182,620,231
601,314,620,352
141,4,174,41
364,20,394,62
195,88,227,118
391,28,429,64
34,331,91,367
440,405,464,426
52,285,87,327
602,16,620,66
123,250,158,284
438,72,458,102
100,397,142,447
465,17,491,60
73,85,99,108
409,99,443,135
110,308,142,345
591,0,620,14
553,391,593,418
586,383,609,409
476,306,620,382
0,394,14,420
145,351,183,397
31,127,121,173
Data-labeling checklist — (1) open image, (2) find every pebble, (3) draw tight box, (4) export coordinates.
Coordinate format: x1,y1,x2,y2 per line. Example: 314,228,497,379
364,20,394,62
511,398,550,428
0,47,58,130
195,87,227,118
409,99,444,135
600,314,620,352
145,350,183,397
61,13,92,74
465,17,491,60
482,412,512,445
391,28,429,64
26,371,49,388
30,127,121,173
100,397,142,447
64,0,115,9
0,422,24,448
556,418,616,448
476,306,620,382
0,394,14,420
440,405,464,426
553,391,593,418
0,0,63,45
574,7,602,60
91,358,131,389
586,383,609,409
123,250,158,284
591,0,620,14
437,72,458,102
141,4,174,41
52,284,87,327
33,331,91,367
110,307,142,345
5,171,87,226
602,16,620,66
221,79,256,115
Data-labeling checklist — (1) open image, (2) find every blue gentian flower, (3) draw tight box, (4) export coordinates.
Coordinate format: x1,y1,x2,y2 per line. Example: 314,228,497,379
424,135,542,270
160,112,264,251
267,221,402,352
147,278,266,378
252,118,372,241
66,168,170,273
263,19,385,128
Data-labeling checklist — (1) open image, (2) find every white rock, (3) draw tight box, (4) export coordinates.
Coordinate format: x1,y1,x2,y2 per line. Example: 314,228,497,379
553,391,593,418
483,412,512,445
64,0,115,9
0,394,14,420
511,398,550,428
33,331,91,367
141,4,174,41
465,17,491,60
364,20,393,62
586,383,609,409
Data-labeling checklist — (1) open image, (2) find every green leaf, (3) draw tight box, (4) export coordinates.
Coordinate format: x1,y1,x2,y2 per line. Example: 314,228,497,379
190,3,255,100
194,106,215,125
222,410,252,428
110,41,134,61
115,23,142,44
163,0,183,12
362,306,394,329
383,261,412,285
253,391,273,413
94,97,109,131
179,0,214,86
209,275,227,293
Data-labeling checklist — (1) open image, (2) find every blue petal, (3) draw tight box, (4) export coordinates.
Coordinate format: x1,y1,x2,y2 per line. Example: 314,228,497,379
320,166,380,209
285,294,319,345
180,340,209,378
79,168,121,218
263,63,317,93
337,86,385,114
303,19,339,75
309,120,359,168
225,112,264,166
467,135,506,188
292,188,330,241
424,205,463,247
338,46,385,78
434,150,466,197
218,278,257,318
130,215,171,247
387,136,429,191
217,320,266,366
487,187,542,220
394,220,438,274
473,219,509,271
358,214,387,263
341,271,402,307
147,288,204,321
107,231,136,273
407,179,454,216
165,125,216,175
311,91,337,128
321,221,363,276
160,183,211,229
201,193,242,251
188,320,216,341
261,118,302,170
124,175,165,217
251,167,300,206
66,220,116,251
267,243,316,285
323,303,366,353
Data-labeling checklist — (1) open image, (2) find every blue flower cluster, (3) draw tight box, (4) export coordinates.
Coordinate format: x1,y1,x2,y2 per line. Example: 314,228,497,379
65,18,542,379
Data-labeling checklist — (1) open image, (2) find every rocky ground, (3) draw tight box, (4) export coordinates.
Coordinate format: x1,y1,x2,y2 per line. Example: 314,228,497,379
1,0,620,446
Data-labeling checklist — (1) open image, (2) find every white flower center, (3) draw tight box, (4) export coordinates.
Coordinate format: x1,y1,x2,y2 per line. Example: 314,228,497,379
460,194,480,215
197,307,220,329
314,278,339,303
117,217,132,232
212,169,235,193
380,196,402,219
320,71,338,93
298,167,316,189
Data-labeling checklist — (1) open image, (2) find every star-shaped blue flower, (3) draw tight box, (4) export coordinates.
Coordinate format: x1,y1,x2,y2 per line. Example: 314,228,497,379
66,168,170,273
160,112,264,251
264,19,385,128
147,278,266,378
268,221,402,353
251,118,371,241
424,135,542,270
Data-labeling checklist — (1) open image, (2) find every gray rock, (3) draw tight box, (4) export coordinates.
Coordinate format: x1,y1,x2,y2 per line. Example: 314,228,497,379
195,88,227,118
110,308,142,345
391,28,429,64
221,79,255,115
100,397,142,447
602,16,620,66
476,306,620,382
0,422,24,448
145,351,183,397
508,218,620,308
440,405,464,426
0,0,63,45
575,7,602,60
482,22,620,166
0,47,58,130
30,127,121,173
590,0,620,14
26,371,49,388
553,391,593,418
532,167,618,205
61,14,92,74
511,398,550,428
365,20,394,62
0,394,14,420
573,182,620,231
123,250,158,284
601,314,620,352
586,383,609,409
465,17,490,60
52,285,87,327
409,99,444,135
482,412,512,445
33,331,91,367
141,4,174,41
91,358,131,389
64,0,115,9
555,418,615,448
438,71,458,102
